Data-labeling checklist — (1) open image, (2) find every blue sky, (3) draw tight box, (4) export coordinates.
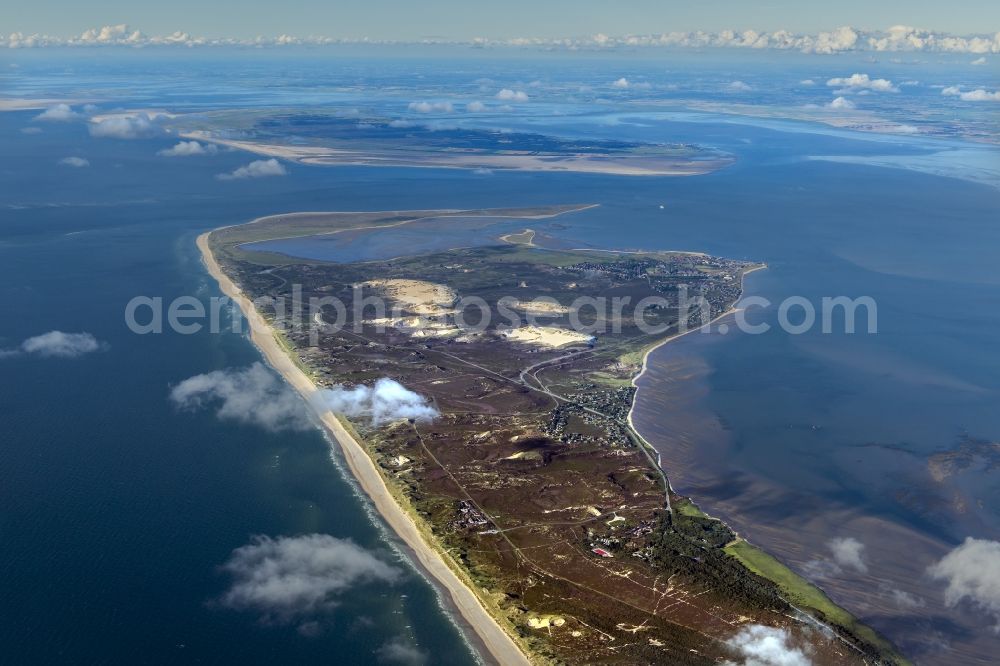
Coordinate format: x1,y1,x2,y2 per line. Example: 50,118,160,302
4,0,997,39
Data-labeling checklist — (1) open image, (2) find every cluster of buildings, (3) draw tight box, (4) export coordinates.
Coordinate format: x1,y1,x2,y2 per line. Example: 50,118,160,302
451,500,492,531
542,401,632,448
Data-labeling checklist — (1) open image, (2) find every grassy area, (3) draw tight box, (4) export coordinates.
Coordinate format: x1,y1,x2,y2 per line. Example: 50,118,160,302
492,246,698,268
211,205,596,268
270,327,317,378
489,246,614,267
618,338,665,368
673,498,711,520
585,371,634,388
725,539,910,665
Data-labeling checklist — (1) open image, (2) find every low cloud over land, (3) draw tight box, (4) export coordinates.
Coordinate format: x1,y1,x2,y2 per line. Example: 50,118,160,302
723,624,811,665
315,378,438,426
170,366,436,430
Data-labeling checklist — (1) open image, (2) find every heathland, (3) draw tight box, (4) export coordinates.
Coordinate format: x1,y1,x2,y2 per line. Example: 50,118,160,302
205,206,906,665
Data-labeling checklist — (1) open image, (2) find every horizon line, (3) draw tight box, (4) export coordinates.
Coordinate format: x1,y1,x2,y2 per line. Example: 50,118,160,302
5,23,1000,55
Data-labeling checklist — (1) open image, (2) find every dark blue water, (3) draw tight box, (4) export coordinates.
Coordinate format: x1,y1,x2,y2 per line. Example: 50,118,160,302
0,113,483,665
3,50,999,665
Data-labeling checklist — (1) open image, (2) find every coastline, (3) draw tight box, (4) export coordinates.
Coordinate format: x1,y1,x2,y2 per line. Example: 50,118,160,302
625,262,767,466
198,223,902,662
622,263,914,663
196,232,531,666
181,132,729,176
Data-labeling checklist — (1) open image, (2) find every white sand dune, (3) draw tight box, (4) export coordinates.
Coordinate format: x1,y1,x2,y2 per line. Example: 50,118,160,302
501,325,594,347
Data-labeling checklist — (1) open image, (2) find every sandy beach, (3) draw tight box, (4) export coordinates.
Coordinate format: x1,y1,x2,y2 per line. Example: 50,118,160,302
182,132,729,176
197,232,530,666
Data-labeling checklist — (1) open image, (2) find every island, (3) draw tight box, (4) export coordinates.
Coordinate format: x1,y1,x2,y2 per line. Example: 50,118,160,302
199,205,908,665
96,107,735,176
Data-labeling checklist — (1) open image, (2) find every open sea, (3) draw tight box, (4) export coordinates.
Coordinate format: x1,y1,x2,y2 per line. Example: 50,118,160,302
2,49,999,664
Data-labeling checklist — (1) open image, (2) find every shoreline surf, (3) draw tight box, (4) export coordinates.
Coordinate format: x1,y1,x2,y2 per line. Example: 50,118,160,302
197,231,531,666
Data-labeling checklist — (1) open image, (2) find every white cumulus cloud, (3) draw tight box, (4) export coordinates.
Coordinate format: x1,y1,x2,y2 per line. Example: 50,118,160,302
157,140,217,157
864,24,999,54
804,536,868,577
878,583,925,610
826,73,898,93
829,537,868,573
495,88,529,102
7,24,1000,54
375,636,428,665
612,77,630,88
89,113,165,139
942,85,1000,101
809,26,860,54
58,156,90,168
928,538,1000,631
315,378,438,426
76,23,142,45
827,96,856,110
217,534,402,626
465,101,486,112
216,158,287,181
1,330,105,359
34,103,80,122
169,362,308,431
724,625,812,666
407,101,453,113
971,56,987,65
958,88,1000,101
728,80,752,91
